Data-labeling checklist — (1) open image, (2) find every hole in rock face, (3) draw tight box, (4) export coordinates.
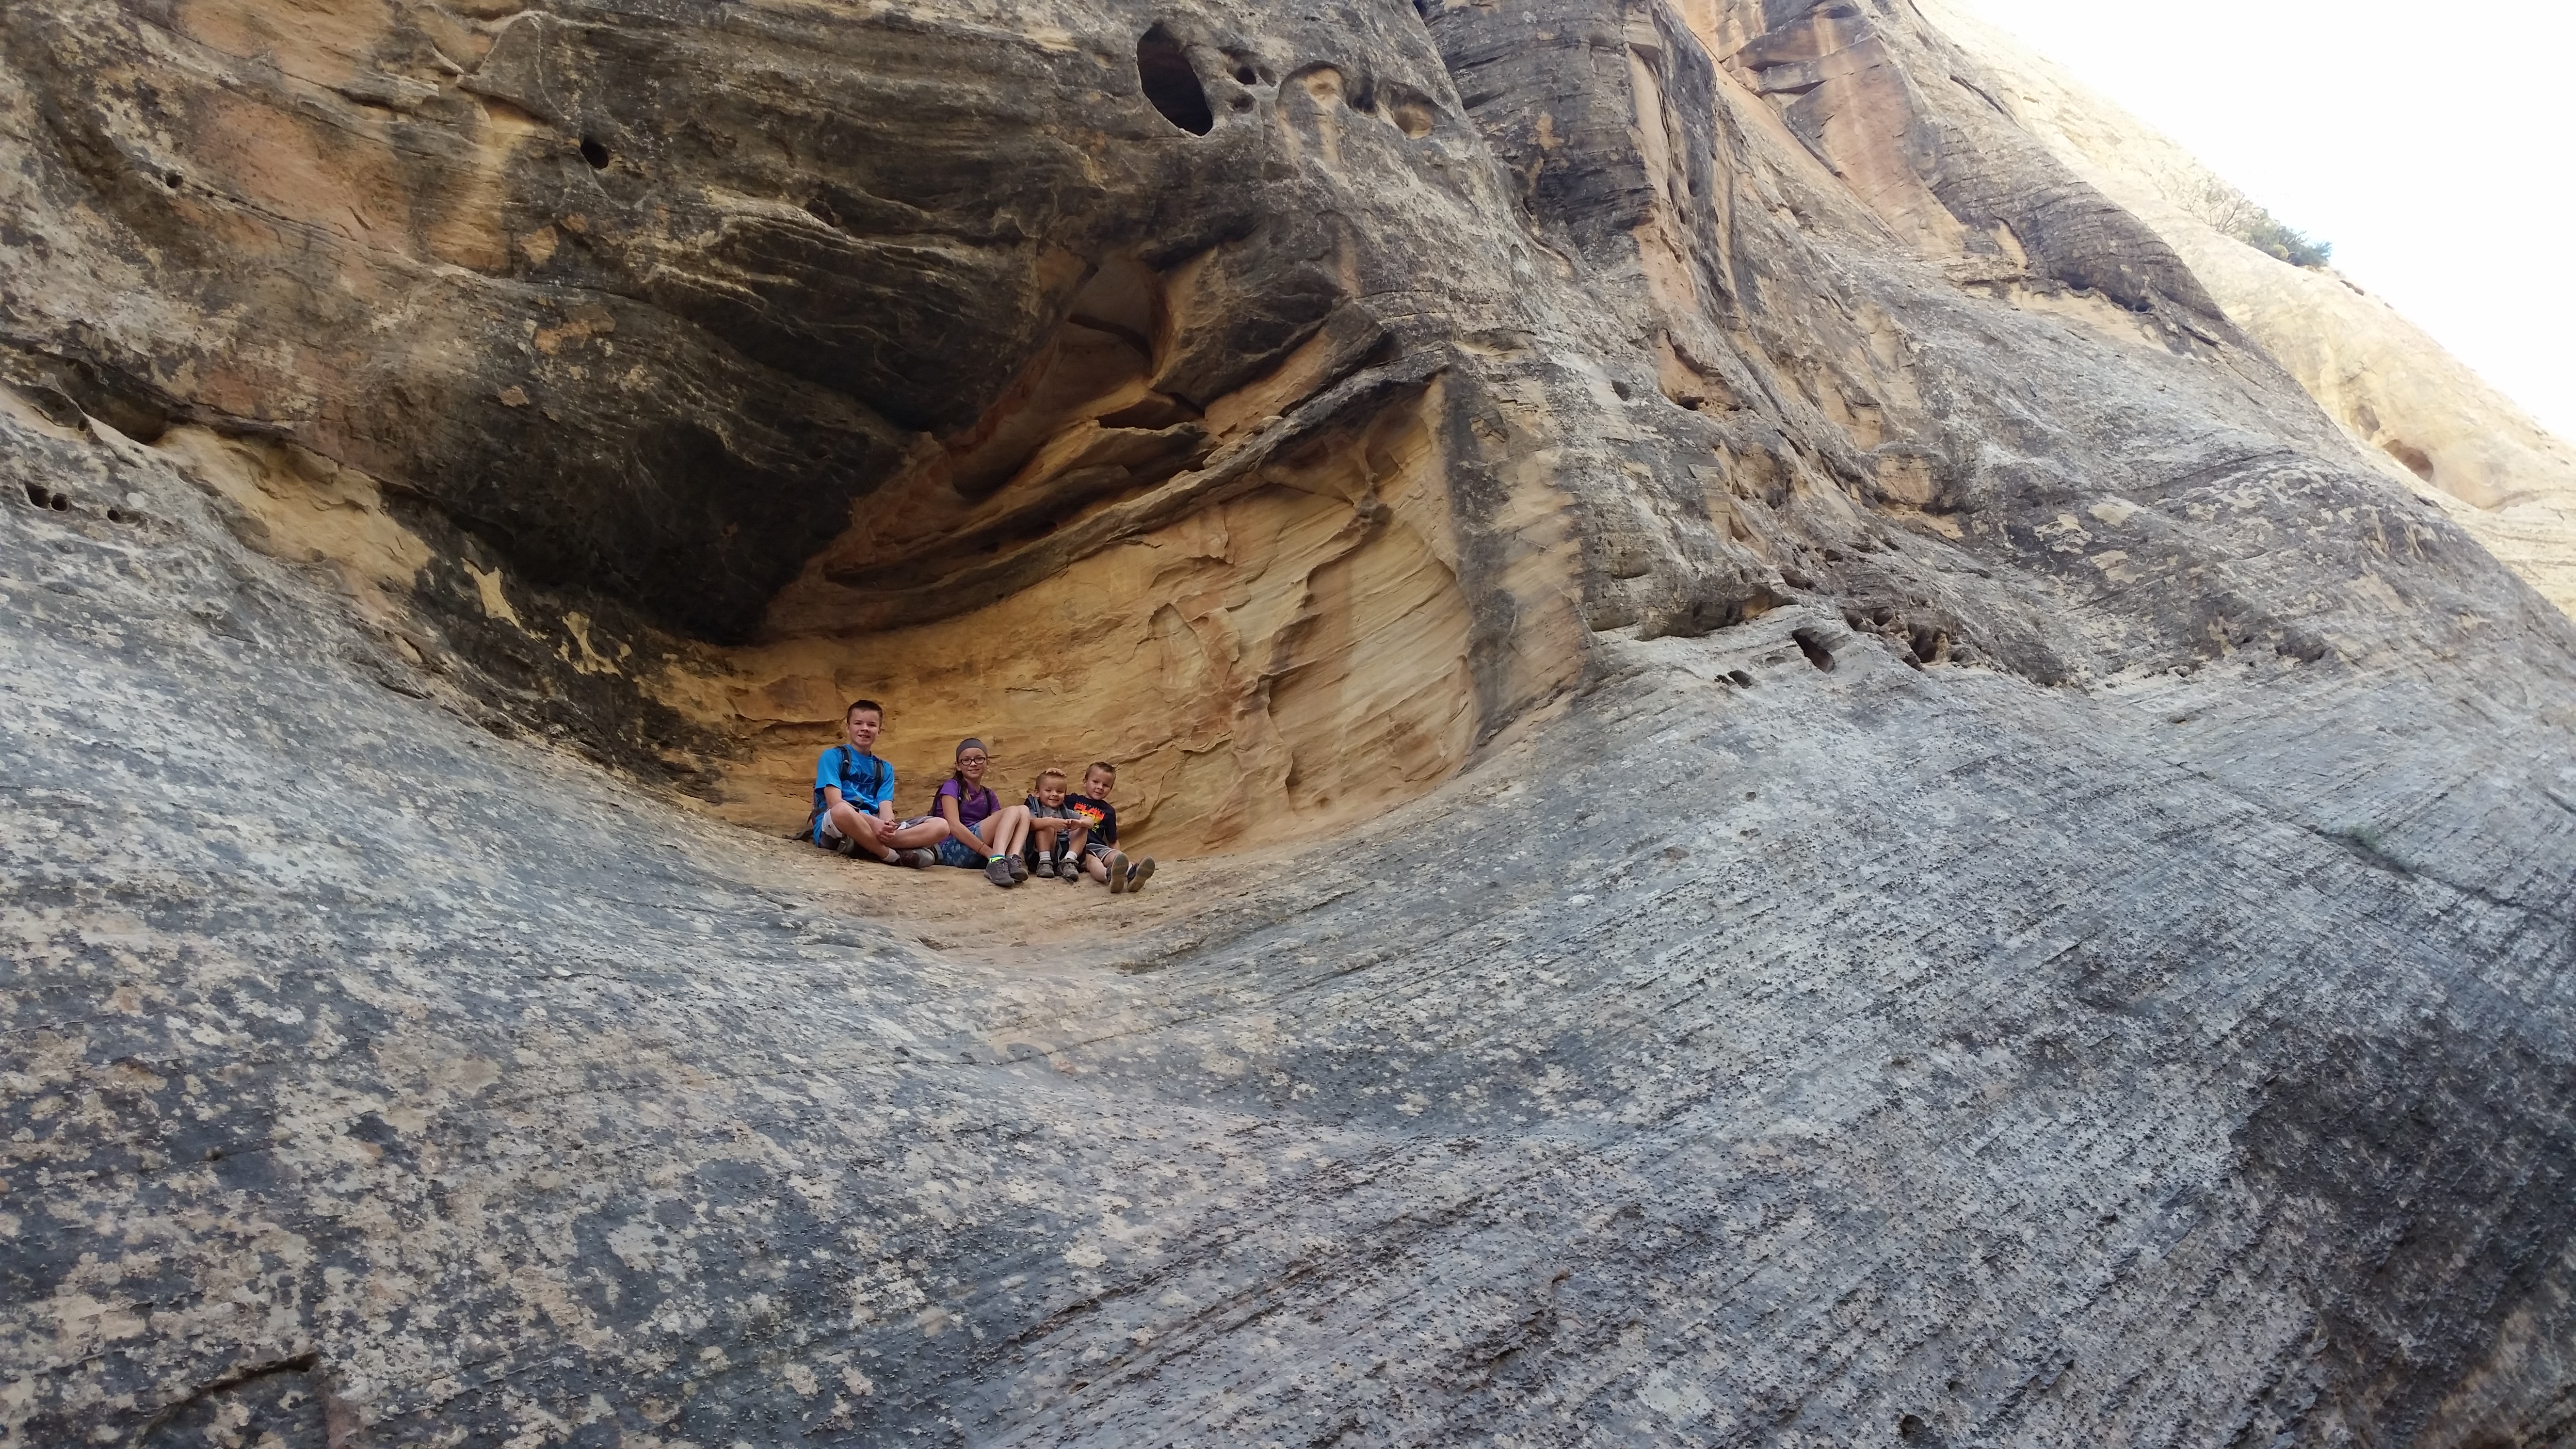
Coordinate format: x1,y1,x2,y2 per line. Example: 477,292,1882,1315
1414,0,1435,16
22,483,44,507
1232,64,1258,85
1137,26,1214,135
579,136,611,169
106,507,126,523
162,170,182,189
1726,669,1755,687
1792,628,1835,672
49,491,71,512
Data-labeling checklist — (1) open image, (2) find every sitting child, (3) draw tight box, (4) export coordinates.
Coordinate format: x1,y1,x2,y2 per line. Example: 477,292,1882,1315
809,699,939,866
1066,761,1156,895
931,738,1035,887
1024,769,1079,878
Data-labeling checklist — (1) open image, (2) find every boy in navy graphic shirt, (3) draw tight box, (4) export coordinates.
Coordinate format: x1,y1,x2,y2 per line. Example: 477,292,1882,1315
1066,761,1156,895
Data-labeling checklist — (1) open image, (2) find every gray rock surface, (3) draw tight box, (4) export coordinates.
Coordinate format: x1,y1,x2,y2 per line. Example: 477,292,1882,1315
6,0,2576,1444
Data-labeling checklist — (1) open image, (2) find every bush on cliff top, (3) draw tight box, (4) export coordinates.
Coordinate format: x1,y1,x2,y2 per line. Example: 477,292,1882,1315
2178,177,2334,270
2236,214,2334,270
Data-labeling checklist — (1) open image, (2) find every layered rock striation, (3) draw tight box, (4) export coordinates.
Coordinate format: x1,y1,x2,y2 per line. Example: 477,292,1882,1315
5,0,2576,1445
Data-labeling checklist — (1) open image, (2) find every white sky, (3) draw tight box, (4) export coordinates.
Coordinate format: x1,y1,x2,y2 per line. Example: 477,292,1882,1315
1955,0,2576,442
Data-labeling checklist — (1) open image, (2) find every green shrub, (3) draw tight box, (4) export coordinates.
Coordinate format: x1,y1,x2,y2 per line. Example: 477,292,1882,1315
2173,177,2334,270
2235,215,2334,270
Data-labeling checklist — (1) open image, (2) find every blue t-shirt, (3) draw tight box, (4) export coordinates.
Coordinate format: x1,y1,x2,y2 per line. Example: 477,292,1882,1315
813,747,894,840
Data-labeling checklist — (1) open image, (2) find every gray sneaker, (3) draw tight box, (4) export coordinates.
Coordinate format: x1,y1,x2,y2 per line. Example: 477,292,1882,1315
1059,853,1081,883
1126,856,1157,894
983,855,1016,887
1033,855,1056,879
1105,851,1130,894
898,847,935,869
1006,853,1029,883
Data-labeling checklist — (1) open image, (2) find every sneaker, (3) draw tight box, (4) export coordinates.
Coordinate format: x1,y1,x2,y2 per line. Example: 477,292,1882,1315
898,848,935,869
1033,856,1056,879
1060,855,1081,883
1106,851,1130,894
1126,856,1157,894
1006,853,1029,883
984,855,1016,887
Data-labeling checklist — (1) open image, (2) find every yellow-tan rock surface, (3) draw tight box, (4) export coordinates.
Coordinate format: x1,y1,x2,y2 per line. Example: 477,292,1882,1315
674,389,1483,853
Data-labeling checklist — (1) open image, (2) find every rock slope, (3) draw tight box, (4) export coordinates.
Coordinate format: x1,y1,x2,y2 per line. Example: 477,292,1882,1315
5,0,2576,1444
1914,0,2576,618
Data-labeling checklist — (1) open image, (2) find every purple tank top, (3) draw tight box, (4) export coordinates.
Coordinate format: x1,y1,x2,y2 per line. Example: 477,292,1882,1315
937,778,997,832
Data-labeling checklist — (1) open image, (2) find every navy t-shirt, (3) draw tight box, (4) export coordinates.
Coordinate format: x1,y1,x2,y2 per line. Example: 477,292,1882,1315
1065,794,1117,847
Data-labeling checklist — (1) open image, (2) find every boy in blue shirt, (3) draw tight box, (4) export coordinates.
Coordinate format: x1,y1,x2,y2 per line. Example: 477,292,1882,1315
809,700,941,867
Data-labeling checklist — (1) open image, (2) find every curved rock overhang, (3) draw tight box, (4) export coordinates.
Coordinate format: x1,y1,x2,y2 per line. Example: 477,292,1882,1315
1,0,2432,852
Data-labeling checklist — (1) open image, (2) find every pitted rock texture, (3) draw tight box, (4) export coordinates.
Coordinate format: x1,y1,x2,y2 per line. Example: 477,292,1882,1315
6,0,2576,1445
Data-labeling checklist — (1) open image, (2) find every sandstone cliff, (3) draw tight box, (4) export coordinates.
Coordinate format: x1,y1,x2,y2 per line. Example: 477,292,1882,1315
6,0,2576,1445
1913,0,2576,618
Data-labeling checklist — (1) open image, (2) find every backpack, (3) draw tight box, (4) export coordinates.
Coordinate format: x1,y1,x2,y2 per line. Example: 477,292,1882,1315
793,746,888,843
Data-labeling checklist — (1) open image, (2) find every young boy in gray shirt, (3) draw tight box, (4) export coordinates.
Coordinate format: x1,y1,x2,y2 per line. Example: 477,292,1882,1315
1024,767,1080,879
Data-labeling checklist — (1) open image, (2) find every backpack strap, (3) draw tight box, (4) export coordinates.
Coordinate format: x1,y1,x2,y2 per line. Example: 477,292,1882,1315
798,744,855,842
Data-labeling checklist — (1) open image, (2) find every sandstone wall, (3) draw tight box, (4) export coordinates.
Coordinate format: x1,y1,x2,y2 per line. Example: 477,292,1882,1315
8,0,2576,1444
5,0,1787,846
1911,0,2576,618
14,0,2552,843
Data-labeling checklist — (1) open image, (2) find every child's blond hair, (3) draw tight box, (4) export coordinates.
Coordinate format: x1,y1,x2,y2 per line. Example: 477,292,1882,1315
1031,766,1067,793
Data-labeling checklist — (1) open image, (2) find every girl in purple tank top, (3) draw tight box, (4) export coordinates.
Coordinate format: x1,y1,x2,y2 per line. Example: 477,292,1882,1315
933,738,1034,887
